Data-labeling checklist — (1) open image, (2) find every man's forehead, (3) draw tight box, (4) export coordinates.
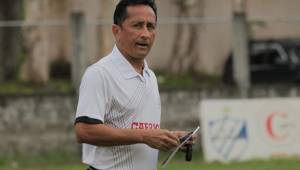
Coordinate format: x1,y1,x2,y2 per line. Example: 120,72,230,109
126,5,156,19
127,17,156,24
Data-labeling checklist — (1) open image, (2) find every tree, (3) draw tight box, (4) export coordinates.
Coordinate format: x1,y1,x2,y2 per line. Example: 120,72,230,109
21,0,68,83
167,0,205,76
0,0,23,82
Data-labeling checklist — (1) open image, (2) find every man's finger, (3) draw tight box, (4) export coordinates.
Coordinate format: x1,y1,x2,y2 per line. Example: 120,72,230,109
166,132,180,142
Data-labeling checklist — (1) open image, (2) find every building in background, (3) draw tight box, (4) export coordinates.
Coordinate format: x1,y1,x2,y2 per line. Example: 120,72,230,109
16,0,300,82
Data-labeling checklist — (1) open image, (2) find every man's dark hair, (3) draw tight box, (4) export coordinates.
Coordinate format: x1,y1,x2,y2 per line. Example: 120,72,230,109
114,0,157,26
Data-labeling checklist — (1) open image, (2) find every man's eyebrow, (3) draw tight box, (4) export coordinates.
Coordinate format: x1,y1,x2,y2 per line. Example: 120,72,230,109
130,20,155,25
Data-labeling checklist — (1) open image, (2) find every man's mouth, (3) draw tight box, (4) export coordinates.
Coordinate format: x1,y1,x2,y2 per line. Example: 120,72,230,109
136,42,149,49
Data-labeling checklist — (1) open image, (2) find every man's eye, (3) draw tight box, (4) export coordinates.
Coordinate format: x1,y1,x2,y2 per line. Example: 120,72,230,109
133,24,142,28
147,24,155,31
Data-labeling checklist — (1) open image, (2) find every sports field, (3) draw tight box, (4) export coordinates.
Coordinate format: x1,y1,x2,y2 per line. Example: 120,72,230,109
1,152,300,170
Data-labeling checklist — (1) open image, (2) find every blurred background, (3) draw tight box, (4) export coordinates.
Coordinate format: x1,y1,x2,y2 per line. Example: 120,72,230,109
1,0,300,169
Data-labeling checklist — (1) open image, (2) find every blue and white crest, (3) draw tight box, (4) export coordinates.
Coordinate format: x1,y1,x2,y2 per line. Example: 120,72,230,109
208,115,248,161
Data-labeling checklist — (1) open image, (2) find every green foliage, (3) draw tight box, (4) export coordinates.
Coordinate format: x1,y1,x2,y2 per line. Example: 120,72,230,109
0,71,223,94
156,71,222,89
0,79,74,94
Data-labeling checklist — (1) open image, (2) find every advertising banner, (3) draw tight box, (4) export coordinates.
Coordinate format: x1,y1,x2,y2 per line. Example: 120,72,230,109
200,98,300,162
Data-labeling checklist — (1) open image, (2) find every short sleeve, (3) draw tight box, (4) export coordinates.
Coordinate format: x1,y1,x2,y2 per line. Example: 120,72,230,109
75,67,109,123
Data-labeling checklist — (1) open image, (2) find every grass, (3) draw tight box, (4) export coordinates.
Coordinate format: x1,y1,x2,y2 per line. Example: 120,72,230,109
0,151,82,170
1,151,300,170
1,164,86,170
161,158,300,170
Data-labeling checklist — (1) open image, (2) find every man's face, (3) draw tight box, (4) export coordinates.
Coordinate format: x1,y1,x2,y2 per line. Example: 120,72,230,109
113,5,156,60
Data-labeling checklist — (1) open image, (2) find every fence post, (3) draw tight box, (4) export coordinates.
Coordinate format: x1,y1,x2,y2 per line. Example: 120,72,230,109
70,12,88,92
0,29,3,83
232,0,250,97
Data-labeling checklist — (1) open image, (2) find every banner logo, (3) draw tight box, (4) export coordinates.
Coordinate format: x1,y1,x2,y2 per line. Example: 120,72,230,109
262,112,296,145
209,115,248,161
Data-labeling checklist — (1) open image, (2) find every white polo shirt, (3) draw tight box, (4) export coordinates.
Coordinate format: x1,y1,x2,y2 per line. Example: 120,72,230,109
75,45,161,170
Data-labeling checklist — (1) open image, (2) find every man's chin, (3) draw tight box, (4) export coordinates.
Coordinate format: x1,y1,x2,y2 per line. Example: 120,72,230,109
134,52,149,59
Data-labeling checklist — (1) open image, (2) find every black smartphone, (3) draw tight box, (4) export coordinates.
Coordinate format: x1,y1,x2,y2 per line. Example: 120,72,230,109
179,132,193,161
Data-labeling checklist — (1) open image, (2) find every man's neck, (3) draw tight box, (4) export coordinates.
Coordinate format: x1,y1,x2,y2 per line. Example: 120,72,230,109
116,45,145,75
124,55,144,75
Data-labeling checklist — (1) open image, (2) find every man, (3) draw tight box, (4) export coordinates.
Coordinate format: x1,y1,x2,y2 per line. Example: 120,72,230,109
75,0,194,170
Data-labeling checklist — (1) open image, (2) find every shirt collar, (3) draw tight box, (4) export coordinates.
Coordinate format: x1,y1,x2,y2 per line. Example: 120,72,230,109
111,45,151,79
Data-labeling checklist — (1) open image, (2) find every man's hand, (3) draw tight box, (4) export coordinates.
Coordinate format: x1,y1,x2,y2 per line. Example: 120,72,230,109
172,130,198,161
141,129,180,151
172,131,198,145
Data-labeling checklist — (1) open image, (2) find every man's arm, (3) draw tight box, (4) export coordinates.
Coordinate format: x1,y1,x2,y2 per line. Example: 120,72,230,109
75,123,180,151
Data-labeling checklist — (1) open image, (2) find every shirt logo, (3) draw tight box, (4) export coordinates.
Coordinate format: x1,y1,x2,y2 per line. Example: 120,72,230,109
131,122,160,129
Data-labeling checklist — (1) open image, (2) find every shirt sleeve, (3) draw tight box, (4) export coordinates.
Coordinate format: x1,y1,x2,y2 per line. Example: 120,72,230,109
75,66,109,124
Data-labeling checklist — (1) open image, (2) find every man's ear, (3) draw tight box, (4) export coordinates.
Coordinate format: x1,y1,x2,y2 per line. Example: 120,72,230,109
112,24,120,37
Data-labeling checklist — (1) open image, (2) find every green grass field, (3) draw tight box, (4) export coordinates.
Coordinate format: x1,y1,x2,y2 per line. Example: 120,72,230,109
1,152,300,170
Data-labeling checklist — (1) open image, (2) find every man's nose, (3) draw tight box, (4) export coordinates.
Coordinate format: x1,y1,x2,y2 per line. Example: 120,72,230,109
140,26,151,38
